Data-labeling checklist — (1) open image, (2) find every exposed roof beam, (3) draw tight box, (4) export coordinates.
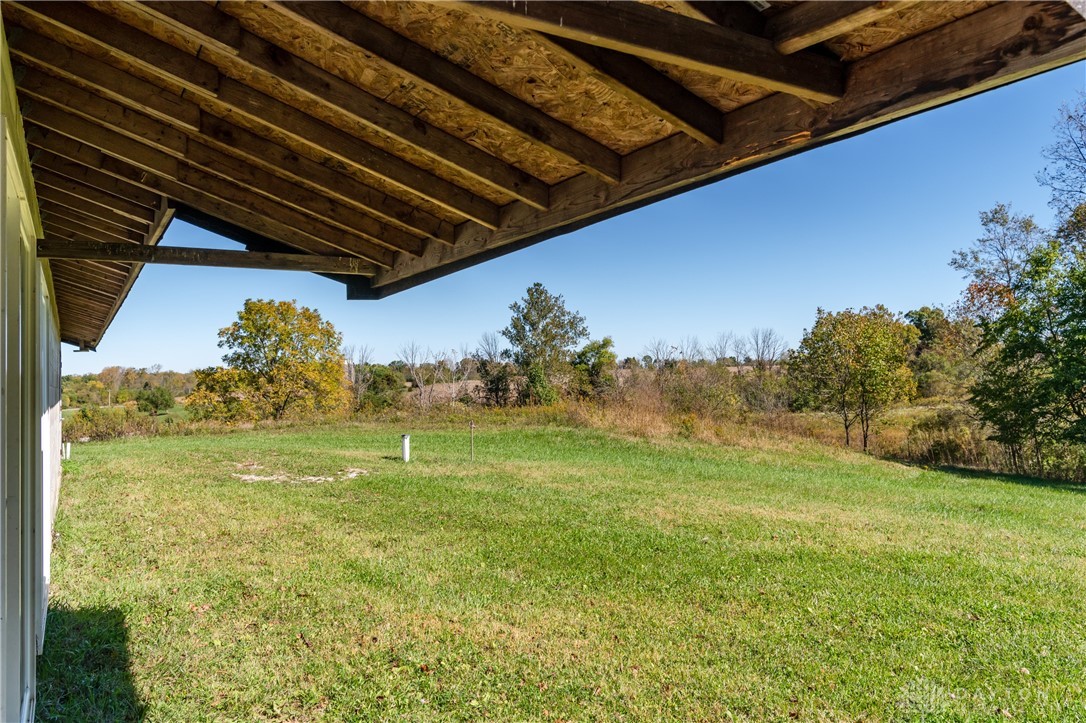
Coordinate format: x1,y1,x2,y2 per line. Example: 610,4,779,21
5,3,503,227
212,78,499,228
47,267,127,301
10,30,456,244
212,78,498,229
18,76,414,261
7,26,200,131
42,210,143,244
37,239,379,277
131,1,556,205
271,1,622,182
458,1,844,103
34,185,149,232
196,114,454,247
42,217,142,246
1,1,218,95
766,1,921,55
34,167,156,223
678,2,767,34
33,150,161,209
538,35,724,145
369,1,1086,294
25,121,397,268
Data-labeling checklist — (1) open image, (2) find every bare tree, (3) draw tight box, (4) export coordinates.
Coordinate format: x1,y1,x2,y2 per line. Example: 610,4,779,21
675,335,704,362
1037,93,1086,219
398,341,429,408
746,328,787,373
343,344,374,408
451,344,477,401
644,338,673,369
707,332,735,365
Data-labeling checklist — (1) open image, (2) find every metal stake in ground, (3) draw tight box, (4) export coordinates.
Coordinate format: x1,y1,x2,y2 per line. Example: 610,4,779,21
401,434,411,463
470,420,475,462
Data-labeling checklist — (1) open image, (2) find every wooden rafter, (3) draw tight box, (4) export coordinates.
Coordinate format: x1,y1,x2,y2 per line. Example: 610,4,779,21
18,77,412,263
37,239,379,277
11,31,457,244
212,78,500,229
270,1,622,181
2,1,217,94
456,1,844,103
766,1,921,55
33,168,156,223
42,216,142,246
678,2,767,34
537,35,724,145
25,122,398,268
33,150,161,209
367,0,1086,295
34,184,149,232
7,26,200,131
4,1,504,227
128,1,557,204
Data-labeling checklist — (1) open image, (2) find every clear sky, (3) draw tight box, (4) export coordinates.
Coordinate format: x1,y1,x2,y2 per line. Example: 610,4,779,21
61,62,1085,375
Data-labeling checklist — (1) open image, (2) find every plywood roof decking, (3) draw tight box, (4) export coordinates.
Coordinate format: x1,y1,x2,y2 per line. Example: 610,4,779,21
3,1,1083,349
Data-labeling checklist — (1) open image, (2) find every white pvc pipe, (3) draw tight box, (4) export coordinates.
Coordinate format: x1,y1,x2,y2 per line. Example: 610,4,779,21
401,434,410,463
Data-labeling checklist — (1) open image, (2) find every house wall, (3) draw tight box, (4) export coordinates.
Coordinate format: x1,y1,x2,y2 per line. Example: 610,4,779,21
1,16,61,723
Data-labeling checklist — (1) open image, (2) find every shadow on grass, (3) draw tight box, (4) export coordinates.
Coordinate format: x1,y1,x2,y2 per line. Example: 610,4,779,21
903,460,1086,494
36,605,144,722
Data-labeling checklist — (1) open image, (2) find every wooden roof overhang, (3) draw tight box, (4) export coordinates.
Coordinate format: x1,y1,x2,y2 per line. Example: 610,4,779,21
3,1,1083,349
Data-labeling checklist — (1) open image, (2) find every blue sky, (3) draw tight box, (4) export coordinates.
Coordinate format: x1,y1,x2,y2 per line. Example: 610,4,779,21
61,62,1085,375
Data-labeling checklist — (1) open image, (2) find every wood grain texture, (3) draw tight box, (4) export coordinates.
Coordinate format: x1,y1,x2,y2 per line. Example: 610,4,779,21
374,1,1086,291
458,1,845,102
272,1,621,183
37,239,378,276
134,1,552,209
767,2,921,55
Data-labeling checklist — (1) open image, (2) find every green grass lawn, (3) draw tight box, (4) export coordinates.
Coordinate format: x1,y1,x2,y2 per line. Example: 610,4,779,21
39,422,1086,721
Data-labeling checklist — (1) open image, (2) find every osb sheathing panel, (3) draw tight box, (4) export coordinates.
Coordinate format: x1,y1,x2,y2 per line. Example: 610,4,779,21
85,1,206,58
824,1,995,62
346,1,679,157
647,60,775,114
95,1,507,212
2,2,189,98
231,1,588,187
211,42,520,209
193,95,467,226
27,1,468,225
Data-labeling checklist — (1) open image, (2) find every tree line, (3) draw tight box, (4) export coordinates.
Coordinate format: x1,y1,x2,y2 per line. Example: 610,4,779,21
65,97,1085,481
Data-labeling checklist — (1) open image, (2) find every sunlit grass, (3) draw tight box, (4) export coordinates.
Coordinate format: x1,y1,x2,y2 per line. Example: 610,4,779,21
39,421,1086,721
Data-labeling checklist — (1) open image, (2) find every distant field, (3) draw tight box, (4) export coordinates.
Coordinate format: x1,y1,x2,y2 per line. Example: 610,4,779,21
39,422,1085,721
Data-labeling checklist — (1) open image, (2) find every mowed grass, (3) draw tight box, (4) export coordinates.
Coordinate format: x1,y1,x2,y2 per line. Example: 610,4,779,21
39,422,1086,722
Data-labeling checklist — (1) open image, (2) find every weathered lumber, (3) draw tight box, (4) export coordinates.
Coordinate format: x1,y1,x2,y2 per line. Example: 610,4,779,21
34,184,149,232
8,2,504,227
539,35,724,145
33,167,156,223
1,1,218,95
11,31,455,244
272,1,622,182
134,1,554,207
370,1,1086,293
457,1,844,103
20,88,405,265
25,122,396,268
33,149,161,209
766,1,921,55
37,239,379,276
6,26,200,130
